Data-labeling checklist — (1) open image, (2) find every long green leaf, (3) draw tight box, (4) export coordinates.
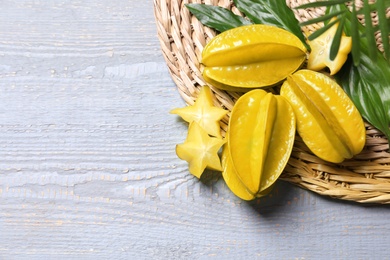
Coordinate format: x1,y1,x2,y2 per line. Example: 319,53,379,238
233,0,309,50
362,0,377,62
295,0,349,9
185,4,252,33
376,0,390,61
329,16,346,60
299,10,345,26
332,5,390,142
373,18,390,33
355,4,375,14
307,18,339,41
350,2,361,66
355,0,390,15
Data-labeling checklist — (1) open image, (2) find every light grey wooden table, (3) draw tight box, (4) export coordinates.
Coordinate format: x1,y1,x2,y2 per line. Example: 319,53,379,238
1,1,389,259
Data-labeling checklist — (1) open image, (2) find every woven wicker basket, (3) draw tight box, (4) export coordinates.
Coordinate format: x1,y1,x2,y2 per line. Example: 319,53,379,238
154,0,390,203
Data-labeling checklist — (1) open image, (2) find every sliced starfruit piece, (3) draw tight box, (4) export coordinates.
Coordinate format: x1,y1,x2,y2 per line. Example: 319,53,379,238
307,18,352,75
280,70,365,163
176,122,226,178
224,90,296,200
201,24,307,90
170,86,227,138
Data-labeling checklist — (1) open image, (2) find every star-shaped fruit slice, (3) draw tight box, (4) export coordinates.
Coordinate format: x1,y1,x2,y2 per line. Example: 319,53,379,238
176,122,226,178
170,86,227,138
307,18,352,75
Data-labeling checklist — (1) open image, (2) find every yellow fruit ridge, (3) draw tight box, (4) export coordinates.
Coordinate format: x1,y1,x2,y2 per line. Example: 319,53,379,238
201,24,307,90
224,90,296,200
260,95,296,191
280,70,365,163
222,139,255,201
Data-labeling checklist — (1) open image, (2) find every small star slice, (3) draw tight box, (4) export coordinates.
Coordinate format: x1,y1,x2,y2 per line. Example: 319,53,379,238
176,122,226,178
170,86,227,138
307,18,352,75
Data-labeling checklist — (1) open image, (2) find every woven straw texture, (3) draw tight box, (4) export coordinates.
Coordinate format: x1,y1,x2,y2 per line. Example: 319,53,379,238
154,0,390,203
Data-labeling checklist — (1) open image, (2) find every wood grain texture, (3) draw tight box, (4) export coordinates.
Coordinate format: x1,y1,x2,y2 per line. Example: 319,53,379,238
0,0,390,259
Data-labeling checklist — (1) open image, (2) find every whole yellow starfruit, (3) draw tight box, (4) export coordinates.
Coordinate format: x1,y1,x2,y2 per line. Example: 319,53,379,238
222,90,296,200
201,24,307,91
280,70,366,163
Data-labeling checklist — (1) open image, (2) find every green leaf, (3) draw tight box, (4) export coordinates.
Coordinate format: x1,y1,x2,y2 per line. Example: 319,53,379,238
307,18,339,41
332,5,390,142
233,0,309,50
355,0,390,15
295,0,349,9
301,0,389,66
298,10,345,27
329,16,345,60
372,18,390,33
376,0,390,61
350,3,361,66
185,3,252,33
336,55,390,141
362,0,377,62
